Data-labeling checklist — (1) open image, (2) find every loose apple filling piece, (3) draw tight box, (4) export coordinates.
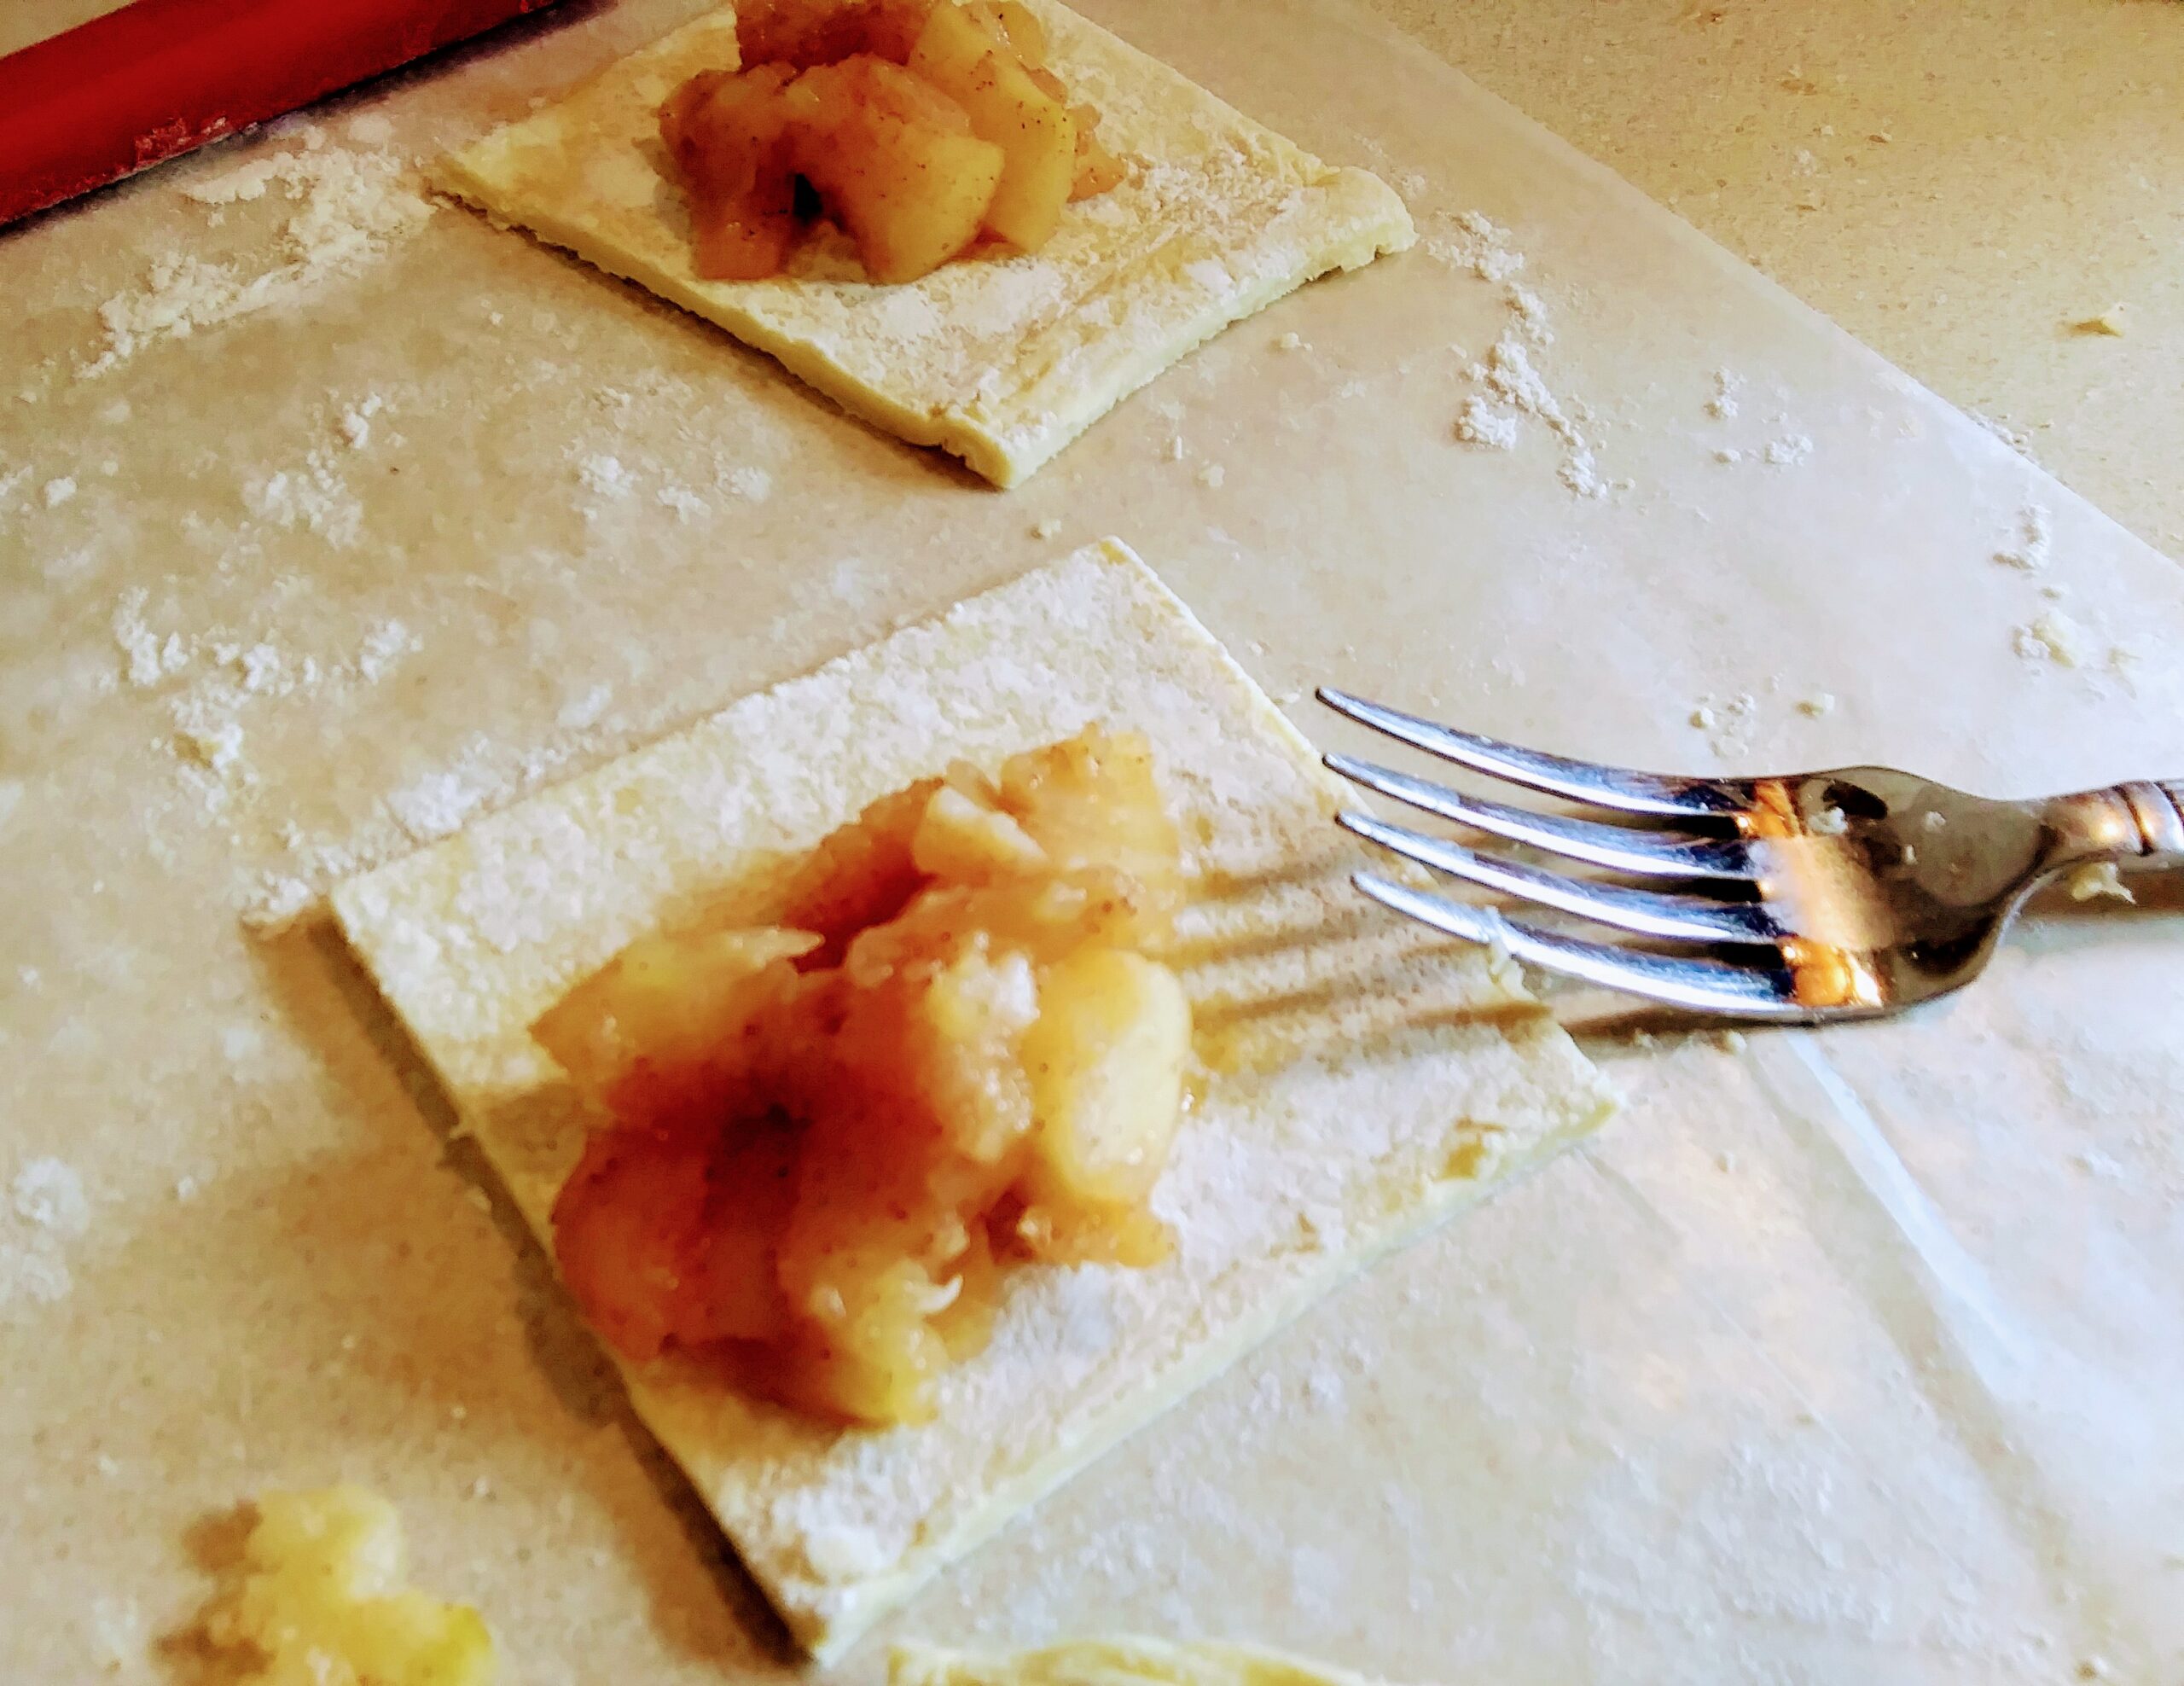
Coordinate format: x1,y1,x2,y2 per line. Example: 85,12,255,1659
659,0,1128,282
536,729,1192,1426
198,1487,496,1686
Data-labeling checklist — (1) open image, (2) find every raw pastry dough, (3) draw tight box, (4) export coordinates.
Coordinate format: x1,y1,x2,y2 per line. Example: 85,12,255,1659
895,1636,1409,1686
433,3,1414,485
332,539,1613,1660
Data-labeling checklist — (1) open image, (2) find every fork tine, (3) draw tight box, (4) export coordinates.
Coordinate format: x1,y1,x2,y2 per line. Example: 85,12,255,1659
1325,753,1757,881
1318,689,1744,819
1352,872,1810,1019
1339,813,1782,945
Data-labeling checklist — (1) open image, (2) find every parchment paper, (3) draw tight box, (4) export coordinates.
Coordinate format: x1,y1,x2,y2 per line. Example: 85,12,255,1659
2,0,2179,1680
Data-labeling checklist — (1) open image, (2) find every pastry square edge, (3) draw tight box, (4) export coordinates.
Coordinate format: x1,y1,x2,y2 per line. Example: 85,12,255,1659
432,3,1416,485
331,538,1615,1660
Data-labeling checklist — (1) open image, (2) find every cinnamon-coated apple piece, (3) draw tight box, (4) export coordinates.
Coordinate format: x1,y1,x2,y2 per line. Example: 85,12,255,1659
986,0,1049,66
659,61,803,279
551,1130,714,1362
857,0,942,61
907,0,1075,250
676,1117,802,1345
1018,946,1189,1211
1068,101,1128,199
531,924,819,1126
1013,57,1125,195
789,55,1008,282
737,0,936,67
996,730,1185,932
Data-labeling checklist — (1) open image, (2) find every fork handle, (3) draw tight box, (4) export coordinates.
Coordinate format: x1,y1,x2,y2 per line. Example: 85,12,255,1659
2120,782,2184,859
2047,781,2184,868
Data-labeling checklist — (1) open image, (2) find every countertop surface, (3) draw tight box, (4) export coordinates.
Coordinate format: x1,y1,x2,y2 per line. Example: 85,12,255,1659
1356,0,2183,560
3,2,2183,1680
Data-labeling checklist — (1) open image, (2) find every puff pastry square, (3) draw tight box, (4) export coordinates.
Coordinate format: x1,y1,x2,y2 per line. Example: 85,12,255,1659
333,540,1612,1660
434,3,1414,485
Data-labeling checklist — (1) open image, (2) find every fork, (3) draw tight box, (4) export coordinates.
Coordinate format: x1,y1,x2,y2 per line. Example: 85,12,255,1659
1317,688,2181,1022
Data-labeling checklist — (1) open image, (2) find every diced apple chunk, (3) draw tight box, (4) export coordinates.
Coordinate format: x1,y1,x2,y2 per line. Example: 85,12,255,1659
998,730,1185,929
789,56,1006,282
912,782,1050,880
661,63,803,280
988,0,1049,66
1070,101,1129,200
1020,947,1189,1206
551,1131,715,1361
738,0,868,67
858,0,941,61
739,0,938,66
531,926,819,1125
1070,145,1127,201
775,776,936,960
201,1488,496,1686
908,0,1076,250
678,1118,802,1344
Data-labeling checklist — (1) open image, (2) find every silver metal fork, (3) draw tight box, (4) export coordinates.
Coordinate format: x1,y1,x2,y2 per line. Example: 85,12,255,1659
1318,688,2181,1022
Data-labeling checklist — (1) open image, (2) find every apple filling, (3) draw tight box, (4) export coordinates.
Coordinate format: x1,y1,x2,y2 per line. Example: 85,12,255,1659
536,730,1193,1426
659,0,1128,283
198,1488,495,1686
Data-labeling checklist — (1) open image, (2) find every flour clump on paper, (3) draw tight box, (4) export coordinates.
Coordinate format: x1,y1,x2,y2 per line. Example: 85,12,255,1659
338,394,385,450
2,1158,91,1308
1688,691,1758,756
1442,250,1616,495
726,464,775,502
657,484,710,520
113,590,192,689
578,453,637,500
84,137,433,376
1454,395,1518,450
243,450,364,548
1994,504,2053,571
1425,208,1525,282
354,619,420,683
1506,283,1551,345
2014,611,2090,667
12,1160,89,1235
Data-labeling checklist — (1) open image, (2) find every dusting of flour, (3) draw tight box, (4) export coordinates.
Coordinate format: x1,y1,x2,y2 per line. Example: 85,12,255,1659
2,1159,91,1310
1434,212,1619,497
81,128,433,376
